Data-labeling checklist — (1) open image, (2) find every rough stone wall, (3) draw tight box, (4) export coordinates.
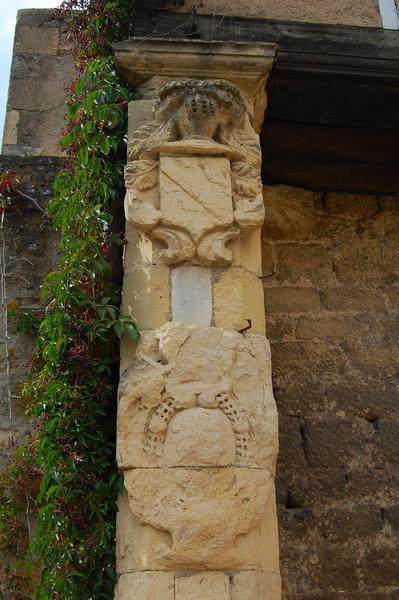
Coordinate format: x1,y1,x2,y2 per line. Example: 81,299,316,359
177,0,382,28
2,9,74,158
262,185,399,600
0,156,60,469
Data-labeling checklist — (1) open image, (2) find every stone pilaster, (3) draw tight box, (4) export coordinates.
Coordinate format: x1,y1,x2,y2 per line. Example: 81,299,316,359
114,38,280,600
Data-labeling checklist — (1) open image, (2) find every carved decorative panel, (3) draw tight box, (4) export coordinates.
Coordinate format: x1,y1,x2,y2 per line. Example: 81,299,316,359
124,80,265,266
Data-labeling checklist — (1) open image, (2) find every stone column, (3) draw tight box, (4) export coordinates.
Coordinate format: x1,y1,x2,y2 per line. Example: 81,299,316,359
114,38,280,600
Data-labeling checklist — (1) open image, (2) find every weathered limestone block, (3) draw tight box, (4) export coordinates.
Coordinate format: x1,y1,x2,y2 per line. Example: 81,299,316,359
171,266,212,326
175,572,230,600
124,467,273,569
159,155,235,265
213,267,266,334
121,265,170,330
115,571,174,600
117,322,277,470
231,571,282,600
116,482,280,574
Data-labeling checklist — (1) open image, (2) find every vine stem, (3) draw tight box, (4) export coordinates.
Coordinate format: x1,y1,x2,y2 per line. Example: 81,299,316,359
15,188,49,218
0,209,13,449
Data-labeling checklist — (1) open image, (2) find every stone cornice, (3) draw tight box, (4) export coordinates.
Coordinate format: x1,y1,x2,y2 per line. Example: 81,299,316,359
113,37,277,132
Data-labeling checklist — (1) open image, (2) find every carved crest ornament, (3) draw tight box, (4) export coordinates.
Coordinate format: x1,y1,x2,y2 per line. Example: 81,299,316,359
125,79,265,266
117,323,278,570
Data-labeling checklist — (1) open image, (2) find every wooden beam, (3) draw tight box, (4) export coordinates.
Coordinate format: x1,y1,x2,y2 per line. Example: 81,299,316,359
132,8,399,66
267,70,399,130
262,121,399,193
131,6,399,193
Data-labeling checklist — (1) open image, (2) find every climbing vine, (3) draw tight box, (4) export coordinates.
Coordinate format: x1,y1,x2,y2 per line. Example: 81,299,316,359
0,0,138,597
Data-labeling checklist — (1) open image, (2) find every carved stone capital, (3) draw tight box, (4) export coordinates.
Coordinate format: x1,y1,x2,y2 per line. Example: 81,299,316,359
124,78,265,267
114,38,277,132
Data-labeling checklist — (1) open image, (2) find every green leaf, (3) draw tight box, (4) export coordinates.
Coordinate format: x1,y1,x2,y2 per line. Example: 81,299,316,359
113,321,122,339
78,146,89,165
125,322,139,343
99,136,111,155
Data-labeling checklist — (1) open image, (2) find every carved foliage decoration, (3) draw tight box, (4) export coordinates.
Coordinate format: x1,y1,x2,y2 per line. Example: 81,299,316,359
125,79,265,266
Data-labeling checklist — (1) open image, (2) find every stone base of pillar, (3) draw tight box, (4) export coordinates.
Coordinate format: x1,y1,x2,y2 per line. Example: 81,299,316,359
115,570,281,600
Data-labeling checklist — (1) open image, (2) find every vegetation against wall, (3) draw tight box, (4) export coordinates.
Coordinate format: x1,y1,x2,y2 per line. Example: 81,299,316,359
0,1,137,597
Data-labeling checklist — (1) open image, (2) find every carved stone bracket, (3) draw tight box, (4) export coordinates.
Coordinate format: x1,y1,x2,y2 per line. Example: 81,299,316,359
125,79,265,266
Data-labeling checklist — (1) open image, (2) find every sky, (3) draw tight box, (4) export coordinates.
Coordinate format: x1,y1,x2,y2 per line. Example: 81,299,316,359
0,0,58,147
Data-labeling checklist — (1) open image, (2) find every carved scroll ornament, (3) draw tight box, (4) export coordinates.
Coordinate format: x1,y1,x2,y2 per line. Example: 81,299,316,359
125,79,265,266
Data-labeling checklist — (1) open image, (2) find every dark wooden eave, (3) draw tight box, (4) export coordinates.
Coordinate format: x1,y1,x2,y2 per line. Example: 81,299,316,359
132,5,399,194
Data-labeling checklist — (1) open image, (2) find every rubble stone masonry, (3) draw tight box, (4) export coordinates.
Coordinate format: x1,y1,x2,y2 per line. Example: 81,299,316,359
262,185,399,599
0,157,60,469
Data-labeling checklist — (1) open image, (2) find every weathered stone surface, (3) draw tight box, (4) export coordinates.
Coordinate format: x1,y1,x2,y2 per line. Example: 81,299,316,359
116,491,169,573
263,186,322,241
231,229,263,275
265,287,321,314
175,0,382,27
159,155,234,259
275,243,333,285
300,467,348,505
175,572,230,600
262,184,399,600
324,193,378,219
231,571,281,600
118,322,277,469
334,241,399,284
121,221,171,341
121,266,170,332
162,407,236,466
277,416,306,475
322,504,383,541
128,100,155,139
124,466,272,570
171,266,212,326
2,10,75,157
2,110,19,146
384,504,399,530
0,157,60,469
360,546,399,586
303,420,361,469
295,315,363,340
376,418,399,464
321,287,385,312
115,572,174,600
15,25,59,55
213,267,266,334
